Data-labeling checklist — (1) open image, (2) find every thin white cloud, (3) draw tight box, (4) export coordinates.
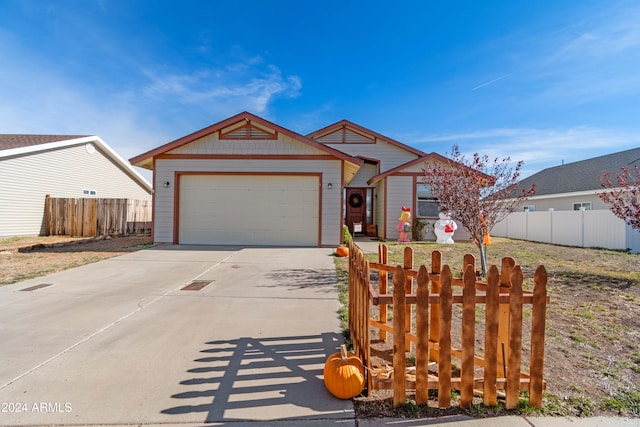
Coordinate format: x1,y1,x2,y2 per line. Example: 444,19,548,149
471,74,512,91
142,63,302,114
0,25,302,180
553,5,640,61
403,126,638,178
525,3,640,104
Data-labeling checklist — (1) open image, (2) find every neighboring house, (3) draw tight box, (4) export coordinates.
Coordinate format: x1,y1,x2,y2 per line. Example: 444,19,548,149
514,147,640,212
0,135,152,237
130,111,469,247
493,147,640,252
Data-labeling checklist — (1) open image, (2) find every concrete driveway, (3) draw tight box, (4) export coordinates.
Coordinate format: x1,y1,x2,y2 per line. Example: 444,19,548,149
0,245,353,426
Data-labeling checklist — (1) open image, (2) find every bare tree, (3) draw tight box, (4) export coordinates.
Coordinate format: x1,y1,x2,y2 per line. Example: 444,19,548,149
422,145,535,276
598,165,640,230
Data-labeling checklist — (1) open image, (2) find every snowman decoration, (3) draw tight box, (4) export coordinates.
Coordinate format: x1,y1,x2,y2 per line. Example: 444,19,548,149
434,212,457,244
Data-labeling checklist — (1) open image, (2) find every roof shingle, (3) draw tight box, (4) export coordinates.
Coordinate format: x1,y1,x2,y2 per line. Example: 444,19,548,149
0,134,89,151
518,147,640,196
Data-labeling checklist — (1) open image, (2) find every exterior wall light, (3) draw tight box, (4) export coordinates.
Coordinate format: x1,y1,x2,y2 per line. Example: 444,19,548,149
163,181,170,188
327,183,333,189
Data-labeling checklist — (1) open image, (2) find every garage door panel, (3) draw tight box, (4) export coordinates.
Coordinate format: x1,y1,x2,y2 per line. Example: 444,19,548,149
179,175,319,246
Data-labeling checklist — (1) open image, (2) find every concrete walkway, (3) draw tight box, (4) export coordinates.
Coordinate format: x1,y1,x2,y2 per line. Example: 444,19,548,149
353,236,381,254
359,416,638,426
0,245,352,425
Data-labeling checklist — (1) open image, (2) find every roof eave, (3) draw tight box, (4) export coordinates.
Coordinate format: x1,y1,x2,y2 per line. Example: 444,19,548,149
130,111,364,169
367,152,468,185
1,135,152,193
307,120,426,157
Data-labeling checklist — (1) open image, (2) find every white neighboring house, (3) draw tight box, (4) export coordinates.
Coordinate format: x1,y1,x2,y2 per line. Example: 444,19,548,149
0,134,152,237
493,147,640,252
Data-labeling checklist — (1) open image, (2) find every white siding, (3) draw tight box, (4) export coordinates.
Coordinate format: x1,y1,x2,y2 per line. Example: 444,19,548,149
154,158,342,246
520,194,609,212
0,144,151,237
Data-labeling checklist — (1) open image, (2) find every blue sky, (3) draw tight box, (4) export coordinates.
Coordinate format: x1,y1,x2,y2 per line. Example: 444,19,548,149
1,1,639,182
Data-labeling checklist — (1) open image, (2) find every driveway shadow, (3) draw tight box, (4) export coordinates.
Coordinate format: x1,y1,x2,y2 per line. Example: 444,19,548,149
161,332,352,423
263,268,338,293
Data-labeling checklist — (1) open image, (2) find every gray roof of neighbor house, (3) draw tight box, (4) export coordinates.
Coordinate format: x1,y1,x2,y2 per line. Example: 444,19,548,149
0,134,89,150
518,147,640,196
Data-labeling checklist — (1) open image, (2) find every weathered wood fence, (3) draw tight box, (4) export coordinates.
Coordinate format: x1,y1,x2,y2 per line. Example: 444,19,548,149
348,240,548,409
45,196,152,237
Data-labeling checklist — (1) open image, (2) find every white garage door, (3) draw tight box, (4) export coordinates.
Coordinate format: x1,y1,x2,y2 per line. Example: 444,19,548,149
179,175,319,246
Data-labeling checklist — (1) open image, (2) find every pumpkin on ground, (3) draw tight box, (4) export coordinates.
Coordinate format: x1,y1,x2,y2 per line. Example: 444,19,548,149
323,345,365,399
335,246,349,257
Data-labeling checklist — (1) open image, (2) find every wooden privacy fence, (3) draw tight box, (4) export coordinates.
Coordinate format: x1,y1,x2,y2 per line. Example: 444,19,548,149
348,240,549,409
45,196,152,237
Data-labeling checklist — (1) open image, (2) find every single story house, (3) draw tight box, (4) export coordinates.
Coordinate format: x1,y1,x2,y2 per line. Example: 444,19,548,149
515,147,640,212
0,135,152,237
492,147,640,252
130,111,469,246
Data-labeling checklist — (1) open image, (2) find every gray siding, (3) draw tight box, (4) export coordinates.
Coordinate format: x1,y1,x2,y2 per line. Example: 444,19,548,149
0,143,151,237
375,180,385,238
349,163,378,187
385,176,414,241
169,132,322,155
324,140,418,172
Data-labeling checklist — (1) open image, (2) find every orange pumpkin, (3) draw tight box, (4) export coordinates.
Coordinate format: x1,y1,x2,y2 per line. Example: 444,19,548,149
335,246,349,257
323,345,365,399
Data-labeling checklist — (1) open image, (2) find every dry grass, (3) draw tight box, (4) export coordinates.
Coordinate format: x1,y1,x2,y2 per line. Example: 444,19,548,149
336,237,640,418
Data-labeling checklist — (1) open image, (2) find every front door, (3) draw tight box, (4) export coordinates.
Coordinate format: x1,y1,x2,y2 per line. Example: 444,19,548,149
346,188,366,235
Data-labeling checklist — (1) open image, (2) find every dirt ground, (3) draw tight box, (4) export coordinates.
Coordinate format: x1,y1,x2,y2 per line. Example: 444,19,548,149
342,239,640,418
0,235,153,285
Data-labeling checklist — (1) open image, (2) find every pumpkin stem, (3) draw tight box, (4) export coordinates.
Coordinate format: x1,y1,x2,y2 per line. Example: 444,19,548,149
340,344,348,359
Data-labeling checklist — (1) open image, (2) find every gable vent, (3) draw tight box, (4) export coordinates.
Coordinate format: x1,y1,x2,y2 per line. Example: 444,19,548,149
345,128,374,143
220,123,277,140
316,129,344,143
316,127,374,144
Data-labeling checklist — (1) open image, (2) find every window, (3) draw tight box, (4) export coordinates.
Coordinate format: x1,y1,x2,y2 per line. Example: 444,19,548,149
523,205,535,212
82,189,97,196
573,202,592,211
416,184,440,218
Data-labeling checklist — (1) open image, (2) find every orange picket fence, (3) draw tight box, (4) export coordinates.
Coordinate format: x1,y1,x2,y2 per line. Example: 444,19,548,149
348,240,548,409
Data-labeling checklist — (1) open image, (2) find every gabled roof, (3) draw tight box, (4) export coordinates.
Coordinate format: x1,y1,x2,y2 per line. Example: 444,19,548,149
130,111,363,170
517,147,640,197
0,134,152,193
367,152,491,185
307,120,426,157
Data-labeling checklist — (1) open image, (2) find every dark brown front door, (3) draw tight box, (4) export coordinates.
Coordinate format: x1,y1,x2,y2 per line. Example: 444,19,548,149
346,188,366,234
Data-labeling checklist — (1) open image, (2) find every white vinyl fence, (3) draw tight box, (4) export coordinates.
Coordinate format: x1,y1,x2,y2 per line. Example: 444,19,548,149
492,209,640,253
